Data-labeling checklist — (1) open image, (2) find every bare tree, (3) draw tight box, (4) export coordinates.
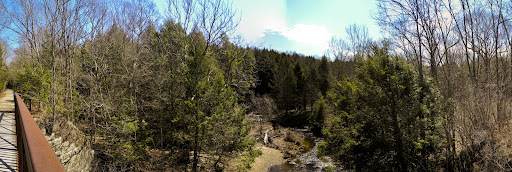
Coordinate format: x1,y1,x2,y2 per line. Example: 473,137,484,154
328,37,349,61
168,0,197,32
0,0,42,61
327,24,370,61
109,0,157,41
168,0,240,54
346,23,371,57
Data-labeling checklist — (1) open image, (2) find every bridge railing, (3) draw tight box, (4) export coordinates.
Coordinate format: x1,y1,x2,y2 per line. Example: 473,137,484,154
14,93,65,172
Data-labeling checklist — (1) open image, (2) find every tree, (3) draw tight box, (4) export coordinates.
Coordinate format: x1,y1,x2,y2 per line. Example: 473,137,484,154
0,0,42,60
253,49,275,95
113,0,157,41
319,46,446,171
145,21,251,171
272,54,296,111
214,37,255,99
294,62,305,108
79,23,144,170
310,95,326,136
0,44,8,90
328,24,371,61
346,23,371,58
184,29,250,171
303,60,321,108
318,56,330,97
328,37,349,61
167,0,240,53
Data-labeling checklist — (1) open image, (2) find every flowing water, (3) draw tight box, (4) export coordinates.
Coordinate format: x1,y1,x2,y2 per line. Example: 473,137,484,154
268,135,317,172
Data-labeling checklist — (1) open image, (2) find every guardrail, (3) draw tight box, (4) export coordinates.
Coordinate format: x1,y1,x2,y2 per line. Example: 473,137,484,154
14,93,65,172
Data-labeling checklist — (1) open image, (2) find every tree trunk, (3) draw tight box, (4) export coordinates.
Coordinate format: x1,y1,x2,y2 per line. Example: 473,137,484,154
192,125,199,172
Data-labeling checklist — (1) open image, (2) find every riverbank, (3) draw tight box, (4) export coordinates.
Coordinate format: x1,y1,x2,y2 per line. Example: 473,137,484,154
245,116,338,171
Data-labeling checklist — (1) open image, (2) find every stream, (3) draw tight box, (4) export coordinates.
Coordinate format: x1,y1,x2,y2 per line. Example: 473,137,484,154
268,135,331,172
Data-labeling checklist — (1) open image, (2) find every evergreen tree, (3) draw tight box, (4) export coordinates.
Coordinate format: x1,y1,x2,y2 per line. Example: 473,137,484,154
185,29,250,171
215,37,255,100
319,46,446,171
310,95,326,135
304,64,320,109
147,21,190,163
319,56,330,96
272,55,296,111
294,62,305,108
253,49,275,95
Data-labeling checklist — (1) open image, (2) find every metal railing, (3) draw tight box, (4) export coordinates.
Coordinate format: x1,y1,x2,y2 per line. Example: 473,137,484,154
14,93,65,172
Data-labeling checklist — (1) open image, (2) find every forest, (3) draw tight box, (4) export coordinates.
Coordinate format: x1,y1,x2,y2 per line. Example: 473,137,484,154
1,0,512,171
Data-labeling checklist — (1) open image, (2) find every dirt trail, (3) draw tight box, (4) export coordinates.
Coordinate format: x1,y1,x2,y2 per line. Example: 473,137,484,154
249,143,285,172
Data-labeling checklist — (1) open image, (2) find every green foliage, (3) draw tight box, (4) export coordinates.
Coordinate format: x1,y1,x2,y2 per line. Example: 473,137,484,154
12,62,52,107
253,50,328,112
237,147,262,171
272,54,297,111
0,45,8,90
310,95,326,135
253,49,276,95
144,21,252,170
320,46,447,171
319,56,330,96
294,62,305,107
215,37,255,99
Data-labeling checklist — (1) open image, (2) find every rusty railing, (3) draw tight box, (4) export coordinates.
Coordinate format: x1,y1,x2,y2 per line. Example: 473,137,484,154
15,93,65,172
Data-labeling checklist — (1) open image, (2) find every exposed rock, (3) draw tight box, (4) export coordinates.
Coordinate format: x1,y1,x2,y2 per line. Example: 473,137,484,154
295,143,335,171
45,133,94,172
38,119,95,172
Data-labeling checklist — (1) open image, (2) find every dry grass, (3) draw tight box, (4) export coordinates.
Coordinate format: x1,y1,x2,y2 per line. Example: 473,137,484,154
248,143,284,172
284,130,301,143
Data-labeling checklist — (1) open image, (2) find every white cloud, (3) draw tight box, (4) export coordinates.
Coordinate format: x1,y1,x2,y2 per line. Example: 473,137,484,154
268,24,332,50
234,0,287,42
232,1,333,56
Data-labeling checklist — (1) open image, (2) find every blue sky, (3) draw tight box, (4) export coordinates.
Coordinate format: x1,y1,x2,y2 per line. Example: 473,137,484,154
231,0,381,57
1,0,380,59
154,0,381,57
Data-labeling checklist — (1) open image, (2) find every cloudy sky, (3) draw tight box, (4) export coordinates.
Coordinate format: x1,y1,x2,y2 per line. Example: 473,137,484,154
1,0,381,59
231,0,381,57
152,0,382,57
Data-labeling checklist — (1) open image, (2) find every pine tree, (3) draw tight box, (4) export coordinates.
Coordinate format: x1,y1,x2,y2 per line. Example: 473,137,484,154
319,46,446,171
294,62,305,108
185,28,250,171
319,56,330,96
272,55,296,112
310,95,326,135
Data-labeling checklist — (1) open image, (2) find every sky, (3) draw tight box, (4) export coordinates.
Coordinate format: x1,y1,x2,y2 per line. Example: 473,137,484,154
154,0,381,57
231,0,381,57
0,0,381,60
